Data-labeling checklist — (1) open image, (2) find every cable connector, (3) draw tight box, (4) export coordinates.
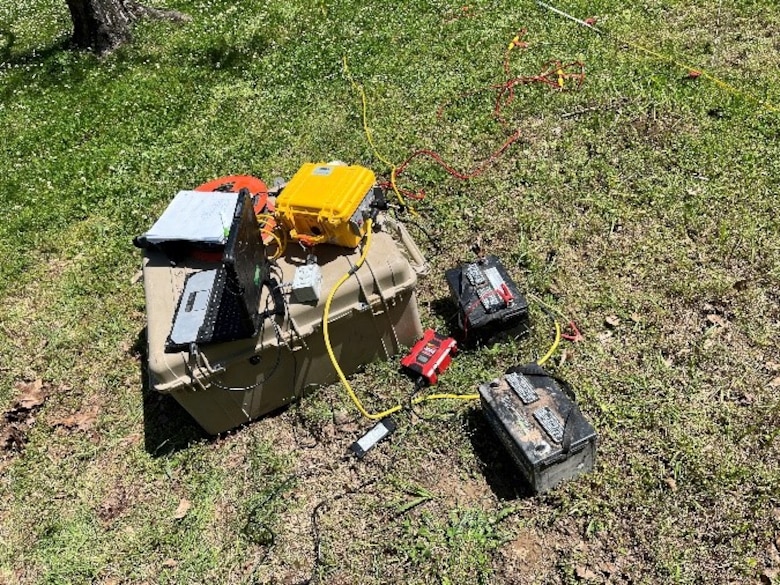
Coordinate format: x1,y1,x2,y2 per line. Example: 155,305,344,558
348,417,397,459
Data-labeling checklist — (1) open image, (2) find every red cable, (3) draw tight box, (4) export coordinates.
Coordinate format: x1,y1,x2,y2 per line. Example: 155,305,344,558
387,36,585,203
395,128,523,181
461,288,507,339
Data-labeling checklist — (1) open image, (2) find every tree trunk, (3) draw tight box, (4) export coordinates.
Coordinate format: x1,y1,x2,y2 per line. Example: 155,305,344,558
65,0,188,54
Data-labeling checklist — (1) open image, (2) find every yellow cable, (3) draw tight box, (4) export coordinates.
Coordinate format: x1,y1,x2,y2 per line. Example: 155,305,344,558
342,57,418,216
415,392,480,403
323,219,397,420
537,320,561,366
526,292,571,322
536,0,779,114
260,228,282,250
260,228,286,260
323,219,478,419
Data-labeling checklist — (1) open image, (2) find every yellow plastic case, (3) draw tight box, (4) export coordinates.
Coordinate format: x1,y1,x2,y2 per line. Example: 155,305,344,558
276,163,376,248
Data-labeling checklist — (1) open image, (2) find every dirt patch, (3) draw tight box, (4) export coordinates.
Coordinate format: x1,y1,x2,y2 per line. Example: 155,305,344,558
1,379,47,459
97,487,129,523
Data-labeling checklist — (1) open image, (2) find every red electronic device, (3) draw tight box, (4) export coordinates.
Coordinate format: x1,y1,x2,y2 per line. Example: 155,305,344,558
401,329,457,385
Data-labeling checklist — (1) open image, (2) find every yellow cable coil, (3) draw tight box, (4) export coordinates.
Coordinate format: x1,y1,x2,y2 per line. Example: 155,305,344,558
322,220,480,420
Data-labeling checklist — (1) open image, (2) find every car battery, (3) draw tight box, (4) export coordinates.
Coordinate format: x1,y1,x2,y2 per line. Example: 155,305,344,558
275,163,379,248
445,255,528,340
142,220,426,434
478,364,597,494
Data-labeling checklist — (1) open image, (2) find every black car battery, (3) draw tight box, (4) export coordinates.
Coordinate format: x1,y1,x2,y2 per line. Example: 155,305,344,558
478,363,597,494
445,255,528,340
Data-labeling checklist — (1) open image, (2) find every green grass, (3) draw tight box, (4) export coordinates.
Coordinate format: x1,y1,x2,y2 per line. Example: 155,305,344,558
1,0,779,583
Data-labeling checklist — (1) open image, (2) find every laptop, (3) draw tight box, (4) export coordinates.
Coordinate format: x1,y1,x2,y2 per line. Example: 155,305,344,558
162,190,266,352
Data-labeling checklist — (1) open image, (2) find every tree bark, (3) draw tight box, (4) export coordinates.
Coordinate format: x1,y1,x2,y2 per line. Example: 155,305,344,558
65,0,188,54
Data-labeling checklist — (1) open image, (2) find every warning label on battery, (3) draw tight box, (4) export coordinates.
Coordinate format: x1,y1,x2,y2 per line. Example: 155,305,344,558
505,372,539,404
534,406,565,443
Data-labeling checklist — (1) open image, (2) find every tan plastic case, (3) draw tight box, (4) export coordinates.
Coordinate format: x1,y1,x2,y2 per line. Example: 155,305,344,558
142,221,425,434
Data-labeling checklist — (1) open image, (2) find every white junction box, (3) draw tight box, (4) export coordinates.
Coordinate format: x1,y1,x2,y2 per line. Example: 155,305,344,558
142,221,425,434
292,262,323,303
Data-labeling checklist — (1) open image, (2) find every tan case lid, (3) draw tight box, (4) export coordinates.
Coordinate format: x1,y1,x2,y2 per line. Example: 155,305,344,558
144,223,423,394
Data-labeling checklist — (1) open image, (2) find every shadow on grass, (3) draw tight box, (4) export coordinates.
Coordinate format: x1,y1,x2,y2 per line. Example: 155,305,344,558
0,35,99,102
428,296,461,336
463,408,534,500
0,28,16,61
2,36,71,67
133,328,210,456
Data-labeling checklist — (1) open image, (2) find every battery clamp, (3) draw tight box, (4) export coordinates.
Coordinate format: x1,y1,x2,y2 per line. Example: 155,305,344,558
445,255,529,341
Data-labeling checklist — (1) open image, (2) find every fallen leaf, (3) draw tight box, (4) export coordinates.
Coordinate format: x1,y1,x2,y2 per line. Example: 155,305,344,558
173,498,191,519
130,270,144,285
162,559,178,568
333,410,351,425
706,314,728,328
738,392,756,406
761,568,779,585
769,377,780,389
52,410,98,432
15,379,46,410
599,562,617,576
575,565,599,580
119,433,142,448
766,362,780,373
98,489,128,522
664,478,677,491
597,331,613,343
604,315,620,328
0,425,28,453
768,541,780,565
629,312,642,324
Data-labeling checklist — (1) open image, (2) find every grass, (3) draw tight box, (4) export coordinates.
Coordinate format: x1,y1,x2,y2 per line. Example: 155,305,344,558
1,0,779,583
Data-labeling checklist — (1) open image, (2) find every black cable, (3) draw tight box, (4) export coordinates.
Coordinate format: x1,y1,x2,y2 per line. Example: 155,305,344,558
244,473,301,585
400,214,443,257
302,476,381,585
407,378,437,423
408,380,464,424
297,424,412,585
192,287,285,392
